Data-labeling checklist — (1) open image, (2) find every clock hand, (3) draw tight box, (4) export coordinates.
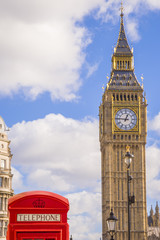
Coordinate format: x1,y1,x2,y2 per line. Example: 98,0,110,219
124,114,128,122
115,117,129,120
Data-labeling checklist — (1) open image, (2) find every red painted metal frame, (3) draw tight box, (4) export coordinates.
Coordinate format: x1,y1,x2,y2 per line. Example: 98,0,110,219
7,191,69,240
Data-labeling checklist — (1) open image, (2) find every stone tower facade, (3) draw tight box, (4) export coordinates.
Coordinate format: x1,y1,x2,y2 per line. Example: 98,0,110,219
99,7,147,240
0,116,13,239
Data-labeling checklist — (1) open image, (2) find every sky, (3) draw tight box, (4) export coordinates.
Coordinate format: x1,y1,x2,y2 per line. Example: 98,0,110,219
1,0,160,239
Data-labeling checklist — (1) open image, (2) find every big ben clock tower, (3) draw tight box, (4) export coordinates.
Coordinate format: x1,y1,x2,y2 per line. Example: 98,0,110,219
99,4,147,240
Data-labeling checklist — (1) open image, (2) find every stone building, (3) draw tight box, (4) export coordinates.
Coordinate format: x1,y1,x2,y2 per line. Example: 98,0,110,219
0,116,14,239
148,203,160,228
147,203,160,239
99,3,147,240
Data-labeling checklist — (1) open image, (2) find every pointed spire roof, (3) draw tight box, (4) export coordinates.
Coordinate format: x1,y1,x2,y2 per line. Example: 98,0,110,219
107,1,143,92
156,201,159,212
150,205,154,216
114,1,132,56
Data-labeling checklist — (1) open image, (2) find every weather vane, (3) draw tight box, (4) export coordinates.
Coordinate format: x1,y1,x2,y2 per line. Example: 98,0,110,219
120,0,124,16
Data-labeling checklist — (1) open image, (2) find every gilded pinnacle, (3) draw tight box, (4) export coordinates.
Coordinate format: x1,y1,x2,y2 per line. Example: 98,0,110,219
126,145,130,153
120,0,124,17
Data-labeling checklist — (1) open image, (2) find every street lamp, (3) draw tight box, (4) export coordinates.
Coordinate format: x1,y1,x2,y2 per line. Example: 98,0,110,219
106,209,118,240
124,146,135,240
70,235,73,240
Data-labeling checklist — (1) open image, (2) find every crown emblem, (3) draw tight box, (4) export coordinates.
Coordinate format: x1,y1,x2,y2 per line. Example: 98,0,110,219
32,198,45,208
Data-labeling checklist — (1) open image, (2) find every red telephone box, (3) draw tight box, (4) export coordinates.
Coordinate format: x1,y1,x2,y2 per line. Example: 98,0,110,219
7,191,69,240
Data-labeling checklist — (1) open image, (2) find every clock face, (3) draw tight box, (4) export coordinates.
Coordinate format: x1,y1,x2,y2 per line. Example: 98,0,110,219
115,108,137,130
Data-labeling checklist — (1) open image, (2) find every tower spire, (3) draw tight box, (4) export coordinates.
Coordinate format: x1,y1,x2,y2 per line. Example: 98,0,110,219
114,0,132,55
107,0,143,91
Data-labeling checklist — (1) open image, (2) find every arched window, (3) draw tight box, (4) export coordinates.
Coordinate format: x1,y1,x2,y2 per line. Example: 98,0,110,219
131,95,134,101
120,61,122,69
135,94,137,101
128,61,130,69
125,61,128,69
117,61,119,69
117,94,119,101
123,61,125,69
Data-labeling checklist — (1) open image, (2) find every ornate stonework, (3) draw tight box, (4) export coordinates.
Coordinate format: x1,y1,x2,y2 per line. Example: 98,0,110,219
99,7,147,240
148,203,160,228
0,117,13,239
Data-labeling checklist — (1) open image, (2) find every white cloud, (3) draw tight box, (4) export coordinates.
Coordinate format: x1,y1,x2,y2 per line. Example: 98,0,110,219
66,191,101,240
126,18,140,42
148,112,160,134
86,62,100,78
145,0,160,10
11,167,25,191
0,0,104,101
146,145,160,200
9,114,100,193
144,112,160,200
1,0,160,101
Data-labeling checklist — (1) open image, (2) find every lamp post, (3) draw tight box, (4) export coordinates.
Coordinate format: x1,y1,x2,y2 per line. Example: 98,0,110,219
124,146,135,240
106,209,118,240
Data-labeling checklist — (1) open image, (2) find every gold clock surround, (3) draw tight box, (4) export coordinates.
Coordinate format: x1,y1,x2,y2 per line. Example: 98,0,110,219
112,106,139,133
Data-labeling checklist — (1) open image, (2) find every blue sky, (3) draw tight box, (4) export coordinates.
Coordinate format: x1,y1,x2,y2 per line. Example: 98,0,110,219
1,0,160,239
